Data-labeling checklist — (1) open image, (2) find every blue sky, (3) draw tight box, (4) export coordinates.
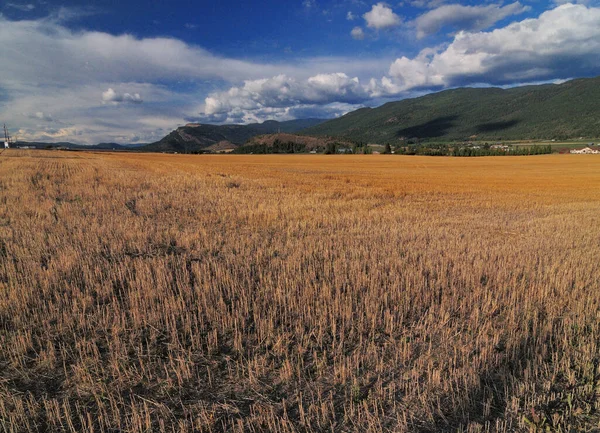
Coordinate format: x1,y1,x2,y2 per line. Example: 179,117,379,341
1,0,600,143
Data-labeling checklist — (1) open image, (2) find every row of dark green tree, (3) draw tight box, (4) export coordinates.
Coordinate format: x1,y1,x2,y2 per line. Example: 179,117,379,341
452,144,552,156
233,139,553,156
233,140,307,154
394,143,553,157
233,140,373,154
324,142,372,154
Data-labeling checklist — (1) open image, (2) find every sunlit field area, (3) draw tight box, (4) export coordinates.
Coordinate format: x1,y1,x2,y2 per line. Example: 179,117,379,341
1,150,600,432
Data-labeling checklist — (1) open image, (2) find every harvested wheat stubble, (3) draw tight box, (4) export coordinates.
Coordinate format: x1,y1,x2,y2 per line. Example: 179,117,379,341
1,150,599,432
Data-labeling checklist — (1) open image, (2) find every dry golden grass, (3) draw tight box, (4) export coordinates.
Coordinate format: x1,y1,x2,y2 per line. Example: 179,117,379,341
1,150,600,432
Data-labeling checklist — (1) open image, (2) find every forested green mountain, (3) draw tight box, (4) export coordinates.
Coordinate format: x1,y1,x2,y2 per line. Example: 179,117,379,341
301,77,600,143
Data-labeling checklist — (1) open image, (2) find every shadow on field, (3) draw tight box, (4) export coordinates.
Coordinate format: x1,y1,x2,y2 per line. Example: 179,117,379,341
418,336,536,432
476,119,520,133
395,115,458,139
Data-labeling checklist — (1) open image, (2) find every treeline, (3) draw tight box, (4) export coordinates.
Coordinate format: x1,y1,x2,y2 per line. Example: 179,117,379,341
396,143,449,156
233,139,554,156
233,140,307,154
324,142,372,154
395,143,553,157
452,144,552,156
233,139,368,154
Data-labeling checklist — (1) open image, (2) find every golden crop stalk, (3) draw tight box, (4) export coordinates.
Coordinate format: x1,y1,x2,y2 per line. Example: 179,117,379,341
0,150,599,432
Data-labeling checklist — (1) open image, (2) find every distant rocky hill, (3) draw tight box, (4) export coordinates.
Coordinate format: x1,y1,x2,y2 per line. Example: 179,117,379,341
142,118,326,153
205,141,237,153
302,76,600,143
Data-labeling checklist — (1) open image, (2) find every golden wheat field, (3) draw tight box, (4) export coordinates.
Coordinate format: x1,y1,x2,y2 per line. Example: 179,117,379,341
1,150,600,433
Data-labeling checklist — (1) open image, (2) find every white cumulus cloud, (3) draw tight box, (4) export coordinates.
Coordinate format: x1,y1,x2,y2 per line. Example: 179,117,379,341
351,26,365,39
203,73,370,122
363,3,401,29
390,4,600,89
102,88,143,104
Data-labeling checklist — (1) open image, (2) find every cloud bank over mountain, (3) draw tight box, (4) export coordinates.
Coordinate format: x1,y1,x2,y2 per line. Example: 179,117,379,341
204,3,600,125
1,2,600,143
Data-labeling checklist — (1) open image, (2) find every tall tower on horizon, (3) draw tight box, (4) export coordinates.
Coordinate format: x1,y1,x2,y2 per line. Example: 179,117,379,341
4,124,10,149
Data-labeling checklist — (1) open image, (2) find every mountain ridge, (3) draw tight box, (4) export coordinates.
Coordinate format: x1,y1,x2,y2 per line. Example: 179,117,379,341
301,76,600,143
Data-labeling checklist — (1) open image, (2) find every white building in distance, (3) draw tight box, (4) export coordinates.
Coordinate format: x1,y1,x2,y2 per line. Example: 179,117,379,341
570,147,600,154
